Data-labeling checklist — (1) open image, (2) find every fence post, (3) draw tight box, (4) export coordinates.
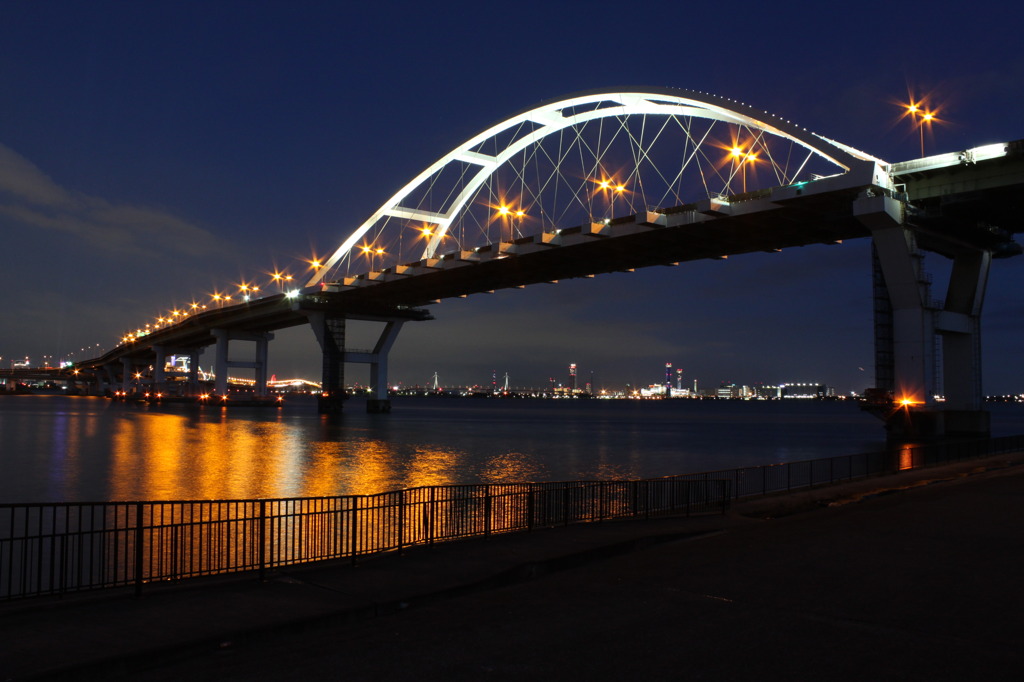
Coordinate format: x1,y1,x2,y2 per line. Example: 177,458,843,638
350,497,359,565
258,500,266,582
527,485,535,532
133,502,144,598
428,487,436,546
484,486,492,536
398,491,405,553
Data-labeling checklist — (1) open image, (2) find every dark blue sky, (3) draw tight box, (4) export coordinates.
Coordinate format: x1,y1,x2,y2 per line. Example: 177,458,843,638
2,1,1022,394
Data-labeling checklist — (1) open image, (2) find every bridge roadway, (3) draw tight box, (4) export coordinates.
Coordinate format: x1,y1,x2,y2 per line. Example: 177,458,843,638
76,139,1024,423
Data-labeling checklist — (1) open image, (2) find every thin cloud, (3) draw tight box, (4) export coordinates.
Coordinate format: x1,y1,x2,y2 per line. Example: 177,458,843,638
0,142,224,259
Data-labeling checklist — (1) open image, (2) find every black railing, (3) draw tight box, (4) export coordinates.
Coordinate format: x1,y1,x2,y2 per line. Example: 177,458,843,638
673,433,1024,499
3,433,1022,602
0,478,727,601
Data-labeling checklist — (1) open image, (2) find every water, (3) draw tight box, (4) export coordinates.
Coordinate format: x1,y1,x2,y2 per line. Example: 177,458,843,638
3,394,1023,503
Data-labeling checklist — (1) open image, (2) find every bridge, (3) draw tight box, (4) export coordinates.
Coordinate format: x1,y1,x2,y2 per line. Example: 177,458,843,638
64,88,1023,437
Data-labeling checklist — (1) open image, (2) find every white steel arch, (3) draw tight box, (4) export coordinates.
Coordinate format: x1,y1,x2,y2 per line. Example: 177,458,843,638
309,87,884,286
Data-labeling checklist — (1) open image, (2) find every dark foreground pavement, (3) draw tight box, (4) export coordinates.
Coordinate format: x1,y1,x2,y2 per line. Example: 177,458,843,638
3,454,1023,681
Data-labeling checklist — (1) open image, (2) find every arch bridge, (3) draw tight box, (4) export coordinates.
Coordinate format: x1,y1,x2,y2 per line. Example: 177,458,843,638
77,88,1024,437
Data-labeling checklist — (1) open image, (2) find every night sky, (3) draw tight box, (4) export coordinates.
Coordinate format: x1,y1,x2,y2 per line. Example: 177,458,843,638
2,1,1022,395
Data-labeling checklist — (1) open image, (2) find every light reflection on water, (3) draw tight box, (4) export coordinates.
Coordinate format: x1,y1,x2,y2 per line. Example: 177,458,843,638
2,394,1022,503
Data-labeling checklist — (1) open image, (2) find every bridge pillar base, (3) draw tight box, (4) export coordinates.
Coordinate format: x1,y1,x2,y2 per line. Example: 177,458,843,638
366,399,391,414
317,394,346,415
885,409,990,440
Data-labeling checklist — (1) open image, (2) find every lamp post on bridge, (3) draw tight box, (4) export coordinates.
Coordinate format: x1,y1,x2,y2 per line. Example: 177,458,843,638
906,101,938,158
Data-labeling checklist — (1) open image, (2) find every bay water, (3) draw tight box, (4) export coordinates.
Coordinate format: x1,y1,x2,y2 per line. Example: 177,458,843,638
2,394,1022,503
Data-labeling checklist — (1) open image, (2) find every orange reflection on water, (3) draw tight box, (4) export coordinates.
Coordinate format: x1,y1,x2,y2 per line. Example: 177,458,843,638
110,411,189,500
479,451,547,484
108,408,309,501
405,446,463,489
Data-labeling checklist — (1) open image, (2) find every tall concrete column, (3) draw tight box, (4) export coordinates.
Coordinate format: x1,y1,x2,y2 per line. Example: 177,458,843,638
306,312,346,414
153,345,166,394
367,320,405,413
857,193,936,405
940,249,990,410
120,357,134,395
254,334,270,398
213,329,229,396
187,349,200,396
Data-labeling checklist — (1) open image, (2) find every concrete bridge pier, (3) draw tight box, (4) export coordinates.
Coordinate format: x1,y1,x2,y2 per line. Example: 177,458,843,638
120,356,145,396
212,329,273,398
856,192,991,438
153,346,167,395
306,313,408,414
364,320,405,413
307,312,347,414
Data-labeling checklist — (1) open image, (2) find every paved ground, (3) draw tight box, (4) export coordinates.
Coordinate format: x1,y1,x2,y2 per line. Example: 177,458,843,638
3,453,1023,681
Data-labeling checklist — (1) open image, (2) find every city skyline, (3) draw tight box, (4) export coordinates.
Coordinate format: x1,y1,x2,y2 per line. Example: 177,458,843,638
2,2,1023,396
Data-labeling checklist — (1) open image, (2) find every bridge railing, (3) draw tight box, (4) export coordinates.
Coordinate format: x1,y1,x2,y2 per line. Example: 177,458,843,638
0,477,728,601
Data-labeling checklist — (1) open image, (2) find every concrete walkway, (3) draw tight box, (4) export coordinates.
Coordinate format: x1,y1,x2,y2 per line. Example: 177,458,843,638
3,453,1023,680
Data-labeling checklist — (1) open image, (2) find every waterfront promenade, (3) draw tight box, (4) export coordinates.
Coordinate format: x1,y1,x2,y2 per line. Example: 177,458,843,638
3,452,1022,680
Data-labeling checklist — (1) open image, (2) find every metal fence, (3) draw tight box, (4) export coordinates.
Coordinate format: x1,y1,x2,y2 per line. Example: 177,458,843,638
0,477,728,601
3,433,1022,602
672,433,1024,499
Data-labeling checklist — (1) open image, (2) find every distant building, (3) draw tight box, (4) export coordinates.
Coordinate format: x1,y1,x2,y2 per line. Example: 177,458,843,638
780,383,834,398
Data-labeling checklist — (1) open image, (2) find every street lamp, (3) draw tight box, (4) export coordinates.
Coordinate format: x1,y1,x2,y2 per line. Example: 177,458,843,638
906,101,938,158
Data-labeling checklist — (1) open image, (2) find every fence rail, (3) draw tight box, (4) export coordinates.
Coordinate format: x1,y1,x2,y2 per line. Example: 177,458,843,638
0,477,728,600
672,433,1024,499
3,433,1022,602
